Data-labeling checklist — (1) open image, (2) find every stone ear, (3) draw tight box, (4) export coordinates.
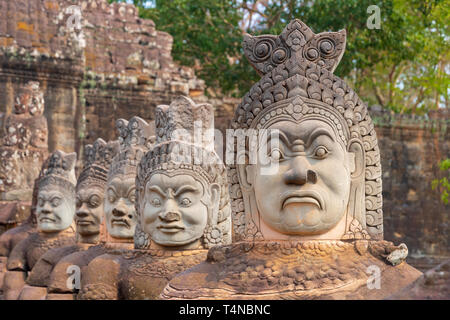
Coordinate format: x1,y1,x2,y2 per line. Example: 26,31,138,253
238,164,255,188
208,183,221,222
347,139,365,179
209,183,220,205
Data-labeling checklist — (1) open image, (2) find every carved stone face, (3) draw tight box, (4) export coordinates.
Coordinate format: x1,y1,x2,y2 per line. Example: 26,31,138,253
75,186,104,236
248,119,354,236
141,173,209,247
104,175,137,238
36,187,75,232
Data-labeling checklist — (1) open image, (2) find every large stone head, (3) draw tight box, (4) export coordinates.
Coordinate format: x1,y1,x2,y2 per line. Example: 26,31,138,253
231,19,383,241
135,96,231,250
36,150,77,233
75,138,120,243
104,117,153,239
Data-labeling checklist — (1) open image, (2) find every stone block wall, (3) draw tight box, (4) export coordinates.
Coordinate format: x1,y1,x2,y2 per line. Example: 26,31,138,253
372,109,449,267
0,0,206,163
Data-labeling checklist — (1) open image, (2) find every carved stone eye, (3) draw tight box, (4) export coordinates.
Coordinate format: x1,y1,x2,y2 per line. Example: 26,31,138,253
107,190,116,203
128,191,136,204
51,197,62,207
89,194,101,208
270,149,282,161
180,198,191,207
314,146,329,158
76,197,82,209
151,198,161,207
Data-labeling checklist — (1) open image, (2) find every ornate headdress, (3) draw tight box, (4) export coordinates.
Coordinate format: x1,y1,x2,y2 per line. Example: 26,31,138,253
37,150,77,195
77,138,120,191
135,96,231,249
230,19,383,241
107,116,153,181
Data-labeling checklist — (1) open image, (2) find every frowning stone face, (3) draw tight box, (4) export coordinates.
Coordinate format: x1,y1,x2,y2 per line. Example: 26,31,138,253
104,175,137,238
141,173,210,247
36,188,75,232
249,119,354,236
75,186,104,237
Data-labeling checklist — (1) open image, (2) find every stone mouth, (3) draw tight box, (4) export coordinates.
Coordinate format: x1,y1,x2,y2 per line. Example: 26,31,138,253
111,218,130,228
39,216,56,223
76,219,94,226
157,224,185,233
281,190,324,210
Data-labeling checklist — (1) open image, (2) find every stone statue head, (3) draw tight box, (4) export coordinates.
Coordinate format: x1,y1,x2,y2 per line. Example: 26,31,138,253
135,96,231,250
230,19,383,242
36,150,77,233
104,117,153,239
75,138,120,243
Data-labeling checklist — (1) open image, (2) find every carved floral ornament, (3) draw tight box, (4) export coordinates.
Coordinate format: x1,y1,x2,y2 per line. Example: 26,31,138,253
230,19,383,242
243,19,346,75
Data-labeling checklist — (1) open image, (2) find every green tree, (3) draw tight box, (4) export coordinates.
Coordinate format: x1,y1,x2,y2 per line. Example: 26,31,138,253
110,0,449,112
432,158,450,205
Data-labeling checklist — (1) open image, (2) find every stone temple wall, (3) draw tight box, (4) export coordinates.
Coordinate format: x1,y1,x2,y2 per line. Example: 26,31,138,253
0,0,448,267
0,0,206,163
372,109,449,269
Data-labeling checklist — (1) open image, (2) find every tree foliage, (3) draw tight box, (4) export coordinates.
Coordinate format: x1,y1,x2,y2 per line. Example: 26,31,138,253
111,0,449,113
432,158,450,205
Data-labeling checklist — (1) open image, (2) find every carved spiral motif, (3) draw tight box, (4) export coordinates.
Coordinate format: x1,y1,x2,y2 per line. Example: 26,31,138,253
318,38,335,57
253,39,275,61
272,48,287,64
305,47,320,61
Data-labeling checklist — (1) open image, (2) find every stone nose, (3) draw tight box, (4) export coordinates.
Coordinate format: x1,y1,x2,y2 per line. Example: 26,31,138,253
40,202,53,214
76,203,89,217
159,199,181,222
284,156,317,185
76,209,89,218
112,199,128,217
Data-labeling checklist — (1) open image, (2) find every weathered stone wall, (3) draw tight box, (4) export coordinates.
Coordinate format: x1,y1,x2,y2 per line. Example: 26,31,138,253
0,0,205,162
372,109,449,268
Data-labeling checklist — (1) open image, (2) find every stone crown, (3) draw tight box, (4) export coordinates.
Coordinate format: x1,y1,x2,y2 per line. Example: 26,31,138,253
37,150,77,194
77,138,120,190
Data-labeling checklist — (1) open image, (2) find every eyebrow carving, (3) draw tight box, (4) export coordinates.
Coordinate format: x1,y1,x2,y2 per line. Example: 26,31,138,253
266,129,290,148
174,185,198,197
306,127,335,147
148,185,166,198
126,186,136,197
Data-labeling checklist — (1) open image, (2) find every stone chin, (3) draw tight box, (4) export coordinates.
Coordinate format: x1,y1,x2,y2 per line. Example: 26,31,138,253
150,230,204,247
266,203,346,235
106,218,136,239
